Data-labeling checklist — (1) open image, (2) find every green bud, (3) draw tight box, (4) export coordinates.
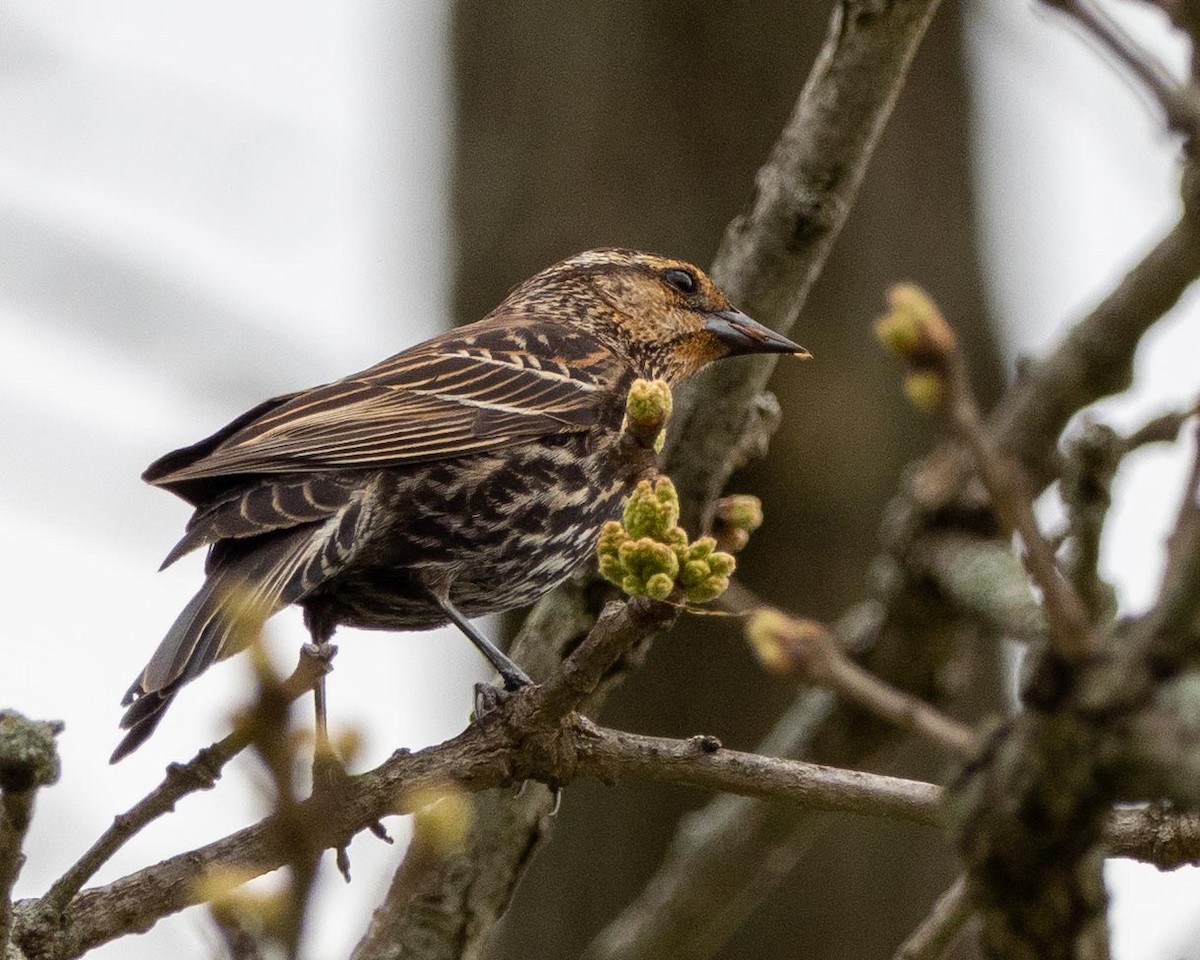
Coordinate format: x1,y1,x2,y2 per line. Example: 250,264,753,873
903,370,946,413
626,378,673,428
645,573,675,600
719,495,763,533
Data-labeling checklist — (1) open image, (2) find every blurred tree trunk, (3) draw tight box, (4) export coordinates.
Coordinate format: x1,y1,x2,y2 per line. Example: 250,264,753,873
451,2,1002,957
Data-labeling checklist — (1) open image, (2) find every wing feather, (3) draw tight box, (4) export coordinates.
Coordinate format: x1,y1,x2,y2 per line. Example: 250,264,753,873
146,320,622,492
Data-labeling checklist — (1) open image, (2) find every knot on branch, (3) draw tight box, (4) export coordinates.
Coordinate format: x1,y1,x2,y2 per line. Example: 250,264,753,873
0,710,63,792
597,477,735,602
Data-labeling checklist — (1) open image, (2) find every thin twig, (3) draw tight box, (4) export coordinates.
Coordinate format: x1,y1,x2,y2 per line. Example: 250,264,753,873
891,875,972,960
945,356,1096,658
747,610,980,758
875,285,1095,656
36,645,332,919
534,597,678,721
1132,416,1200,669
1124,403,1199,450
1060,422,1121,621
1043,0,1200,148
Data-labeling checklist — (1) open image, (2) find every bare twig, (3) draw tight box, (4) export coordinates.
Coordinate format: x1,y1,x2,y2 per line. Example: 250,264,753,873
1124,403,1199,450
1043,0,1200,147
944,338,1095,659
746,610,980,758
1060,423,1121,620
534,597,678,721
35,645,332,922
574,722,943,826
891,874,972,960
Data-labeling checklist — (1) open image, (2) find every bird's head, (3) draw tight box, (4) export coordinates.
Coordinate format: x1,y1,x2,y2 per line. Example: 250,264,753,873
501,248,809,382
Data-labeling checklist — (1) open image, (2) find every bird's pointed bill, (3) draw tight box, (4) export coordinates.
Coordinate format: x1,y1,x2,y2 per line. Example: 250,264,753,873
705,309,810,358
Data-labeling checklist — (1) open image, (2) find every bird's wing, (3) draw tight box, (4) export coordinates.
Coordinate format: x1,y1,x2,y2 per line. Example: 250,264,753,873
145,320,623,491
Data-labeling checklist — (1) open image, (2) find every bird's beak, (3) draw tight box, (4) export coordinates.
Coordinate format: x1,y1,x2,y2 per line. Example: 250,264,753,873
705,308,811,358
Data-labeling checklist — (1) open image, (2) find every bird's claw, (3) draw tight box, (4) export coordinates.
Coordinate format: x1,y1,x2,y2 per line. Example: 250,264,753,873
368,820,394,844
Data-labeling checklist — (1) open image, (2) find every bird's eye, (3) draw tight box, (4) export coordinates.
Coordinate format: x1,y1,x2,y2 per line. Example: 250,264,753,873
663,268,697,295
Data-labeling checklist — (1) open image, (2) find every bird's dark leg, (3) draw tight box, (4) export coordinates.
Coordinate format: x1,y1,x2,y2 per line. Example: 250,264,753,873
300,608,343,788
310,645,334,762
428,590,533,691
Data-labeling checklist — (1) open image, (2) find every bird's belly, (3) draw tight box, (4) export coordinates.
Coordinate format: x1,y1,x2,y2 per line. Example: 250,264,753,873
310,435,632,631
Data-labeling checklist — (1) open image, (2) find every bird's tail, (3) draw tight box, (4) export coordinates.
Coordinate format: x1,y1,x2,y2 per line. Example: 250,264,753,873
111,532,315,763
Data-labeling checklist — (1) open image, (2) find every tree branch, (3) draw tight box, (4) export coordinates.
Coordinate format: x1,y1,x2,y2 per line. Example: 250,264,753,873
891,875,972,960
665,0,947,531
1042,0,1200,147
746,609,981,758
20,680,1200,960
31,645,332,924
0,713,62,956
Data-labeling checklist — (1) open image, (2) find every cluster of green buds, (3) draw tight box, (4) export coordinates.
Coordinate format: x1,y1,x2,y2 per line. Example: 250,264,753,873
598,476,736,603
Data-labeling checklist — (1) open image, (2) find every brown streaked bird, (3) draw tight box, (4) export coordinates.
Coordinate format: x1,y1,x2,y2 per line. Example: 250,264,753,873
113,248,808,762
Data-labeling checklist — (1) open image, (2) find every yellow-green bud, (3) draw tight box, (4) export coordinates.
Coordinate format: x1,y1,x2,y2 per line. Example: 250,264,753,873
597,474,734,603
626,378,673,428
645,573,675,600
745,609,794,673
903,370,946,413
719,495,763,534
875,283,956,362
623,477,680,540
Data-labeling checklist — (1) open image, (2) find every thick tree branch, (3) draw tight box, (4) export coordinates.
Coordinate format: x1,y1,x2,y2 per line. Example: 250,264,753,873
15,719,938,958
16,682,1200,960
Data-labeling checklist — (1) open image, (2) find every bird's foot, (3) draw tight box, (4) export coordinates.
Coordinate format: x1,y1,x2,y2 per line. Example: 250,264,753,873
499,664,533,692
301,641,339,671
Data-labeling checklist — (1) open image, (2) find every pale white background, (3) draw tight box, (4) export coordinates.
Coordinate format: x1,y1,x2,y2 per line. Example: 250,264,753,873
0,1,1197,957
